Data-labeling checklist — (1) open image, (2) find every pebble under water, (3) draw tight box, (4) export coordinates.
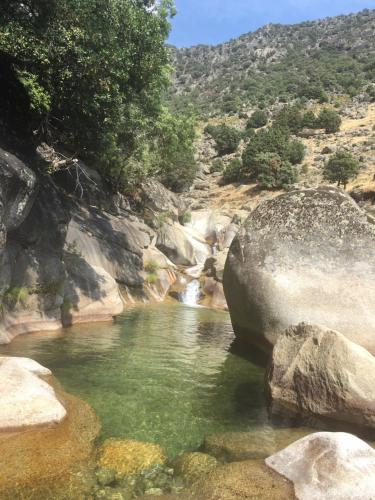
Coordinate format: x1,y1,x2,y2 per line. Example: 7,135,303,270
0,304,267,457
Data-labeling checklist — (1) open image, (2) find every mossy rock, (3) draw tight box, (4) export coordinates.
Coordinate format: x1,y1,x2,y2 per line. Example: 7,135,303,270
98,439,167,479
172,452,218,485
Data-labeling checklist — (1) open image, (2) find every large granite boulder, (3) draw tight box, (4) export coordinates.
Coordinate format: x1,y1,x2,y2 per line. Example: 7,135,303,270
268,323,375,429
156,222,211,267
223,187,375,354
266,432,375,500
0,357,66,430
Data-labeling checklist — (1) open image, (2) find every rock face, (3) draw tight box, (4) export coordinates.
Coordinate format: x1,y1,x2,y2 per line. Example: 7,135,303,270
0,356,66,430
156,222,211,267
224,187,375,354
268,323,375,429
266,432,375,500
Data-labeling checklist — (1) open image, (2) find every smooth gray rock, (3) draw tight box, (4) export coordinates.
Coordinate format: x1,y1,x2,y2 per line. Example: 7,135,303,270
268,323,375,428
224,187,375,355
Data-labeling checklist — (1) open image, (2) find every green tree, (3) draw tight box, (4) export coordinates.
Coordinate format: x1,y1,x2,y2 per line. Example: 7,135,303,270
153,107,197,192
0,0,175,180
205,124,242,156
246,110,268,129
223,158,242,183
274,105,304,134
323,150,360,189
252,153,297,189
286,140,306,165
242,126,290,171
318,108,342,134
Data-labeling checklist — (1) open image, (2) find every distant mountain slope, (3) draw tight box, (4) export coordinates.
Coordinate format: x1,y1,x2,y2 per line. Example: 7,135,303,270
168,9,375,116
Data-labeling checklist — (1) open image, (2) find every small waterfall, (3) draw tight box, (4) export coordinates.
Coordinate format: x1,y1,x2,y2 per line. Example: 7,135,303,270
180,279,201,307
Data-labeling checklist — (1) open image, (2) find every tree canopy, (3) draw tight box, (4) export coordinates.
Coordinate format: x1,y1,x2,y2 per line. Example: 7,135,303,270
0,0,181,186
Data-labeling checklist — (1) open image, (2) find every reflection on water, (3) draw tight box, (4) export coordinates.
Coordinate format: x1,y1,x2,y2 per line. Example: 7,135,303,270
0,304,267,456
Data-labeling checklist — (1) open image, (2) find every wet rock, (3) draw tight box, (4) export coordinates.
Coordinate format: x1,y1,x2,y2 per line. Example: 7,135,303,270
268,323,375,429
0,356,66,431
224,187,375,355
266,432,375,500
96,468,117,487
191,459,294,499
203,428,313,462
98,439,167,479
0,383,100,497
172,452,218,485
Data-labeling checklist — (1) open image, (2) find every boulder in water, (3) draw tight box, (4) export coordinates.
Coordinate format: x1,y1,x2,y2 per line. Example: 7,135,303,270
266,432,375,500
223,187,375,355
172,452,218,485
98,439,167,479
0,356,66,430
268,323,375,429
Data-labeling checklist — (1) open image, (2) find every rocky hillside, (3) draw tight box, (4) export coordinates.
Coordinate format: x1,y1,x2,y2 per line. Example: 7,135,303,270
169,9,375,116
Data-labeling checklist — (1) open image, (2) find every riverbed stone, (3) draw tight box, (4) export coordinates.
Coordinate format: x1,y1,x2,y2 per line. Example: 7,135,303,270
268,323,375,429
0,356,66,431
0,383,100,498
203,428,313,462
191,459,294,499
172,452,218,485
266,432,375,500
98,439,167,479
223,187,375,355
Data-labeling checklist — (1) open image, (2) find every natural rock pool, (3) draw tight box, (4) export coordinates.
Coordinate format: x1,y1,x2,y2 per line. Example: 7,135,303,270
0,303,267,457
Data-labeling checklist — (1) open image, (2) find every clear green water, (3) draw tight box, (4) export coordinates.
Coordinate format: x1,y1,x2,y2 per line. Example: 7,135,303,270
0,304,267,457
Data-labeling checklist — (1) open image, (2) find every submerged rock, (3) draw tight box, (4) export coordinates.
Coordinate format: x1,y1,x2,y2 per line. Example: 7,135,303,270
268,323,375,429
172,452,218,485
98,439,167,479
0,381,100,498
266,432,375,500
224,187,375,355
0,356,66,431
203,428,313,462
191,459,294,499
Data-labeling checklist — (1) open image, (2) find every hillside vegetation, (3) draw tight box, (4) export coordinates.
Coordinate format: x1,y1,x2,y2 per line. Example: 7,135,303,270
169,9,375,116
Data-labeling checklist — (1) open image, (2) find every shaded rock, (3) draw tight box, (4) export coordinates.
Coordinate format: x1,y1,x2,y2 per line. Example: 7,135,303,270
63,257,124,326
140,179,185,221
172,452,218,485
266,432,375,500
268,323,375,429
191,459,294,499
203,428,313,462
0,356,66,430
0,147,37,232
224,187,375,355
98,439,167,479
0,177,69,343
66,207,147,287
201,277,227,311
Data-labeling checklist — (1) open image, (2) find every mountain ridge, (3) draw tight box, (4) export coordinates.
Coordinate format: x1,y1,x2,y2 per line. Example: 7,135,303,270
168,8,375,116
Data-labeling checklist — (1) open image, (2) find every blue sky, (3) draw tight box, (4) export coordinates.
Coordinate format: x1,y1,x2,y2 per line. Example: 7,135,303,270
168,0,375,47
